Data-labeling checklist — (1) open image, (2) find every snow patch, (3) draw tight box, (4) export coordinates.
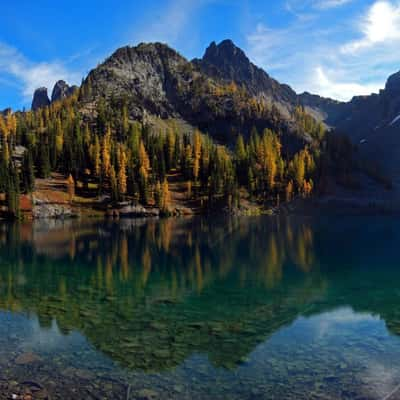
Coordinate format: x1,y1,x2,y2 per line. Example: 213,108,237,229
389,114,400,126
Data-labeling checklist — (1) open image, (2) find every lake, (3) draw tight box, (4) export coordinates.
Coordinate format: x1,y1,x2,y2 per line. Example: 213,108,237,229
0,216,399,399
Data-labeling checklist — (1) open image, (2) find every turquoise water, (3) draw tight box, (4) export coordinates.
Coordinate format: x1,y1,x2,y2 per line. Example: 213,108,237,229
0,217,400,399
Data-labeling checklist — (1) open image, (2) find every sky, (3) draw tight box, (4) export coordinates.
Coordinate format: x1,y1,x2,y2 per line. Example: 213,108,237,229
1,0,400,109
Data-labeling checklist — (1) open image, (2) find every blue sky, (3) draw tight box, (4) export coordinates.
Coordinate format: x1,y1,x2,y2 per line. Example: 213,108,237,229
1,0,400,109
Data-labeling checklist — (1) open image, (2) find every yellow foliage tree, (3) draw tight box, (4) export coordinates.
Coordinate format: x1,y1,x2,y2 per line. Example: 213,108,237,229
193,130,201,182
6,113,17,137
67,174,75,203
118,146,127,195
286,180,294,202
161,179,170,212
90,136,101,177
101,127,112,178
139,141,150,178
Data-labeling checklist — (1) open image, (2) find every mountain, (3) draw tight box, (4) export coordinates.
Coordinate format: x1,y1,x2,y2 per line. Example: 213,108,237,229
193,40,298,118
29,40,325,143
298,72,400,183
80,42,309,147
29,40,400,188
32,80,79,110
192,40,400,184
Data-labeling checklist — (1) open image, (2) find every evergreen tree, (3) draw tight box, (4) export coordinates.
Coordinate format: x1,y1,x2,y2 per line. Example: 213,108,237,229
22,149,35,193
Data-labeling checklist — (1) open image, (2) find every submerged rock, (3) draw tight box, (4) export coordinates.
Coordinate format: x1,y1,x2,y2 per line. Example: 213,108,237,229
15,352,41,365
136,388,159,400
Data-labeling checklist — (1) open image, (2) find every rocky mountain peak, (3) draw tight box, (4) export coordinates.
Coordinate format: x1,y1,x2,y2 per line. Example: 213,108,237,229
31,81,79,110
194,40,298,118
32,87,50,111
51,80,70,102
196,40,256,85
202,39,249,67
385,71,400,94
106,42,186,67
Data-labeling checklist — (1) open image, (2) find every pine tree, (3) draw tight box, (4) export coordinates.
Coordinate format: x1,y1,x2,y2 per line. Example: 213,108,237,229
22,149,35,193
38,140,51,178
90,136,101,177
5,162,20,219
110,165,119,202
139,165,149,205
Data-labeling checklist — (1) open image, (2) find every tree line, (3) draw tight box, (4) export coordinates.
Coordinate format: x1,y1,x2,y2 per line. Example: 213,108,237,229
0,91,356,219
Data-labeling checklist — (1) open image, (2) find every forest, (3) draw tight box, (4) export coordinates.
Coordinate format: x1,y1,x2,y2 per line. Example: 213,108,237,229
0,88,356,219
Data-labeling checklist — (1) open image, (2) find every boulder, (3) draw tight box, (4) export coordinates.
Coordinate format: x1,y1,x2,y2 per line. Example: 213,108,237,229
32,203,78,219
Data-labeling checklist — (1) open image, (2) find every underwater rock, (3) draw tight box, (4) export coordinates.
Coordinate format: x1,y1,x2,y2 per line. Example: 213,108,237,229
14,353,41,365
136,388,159,399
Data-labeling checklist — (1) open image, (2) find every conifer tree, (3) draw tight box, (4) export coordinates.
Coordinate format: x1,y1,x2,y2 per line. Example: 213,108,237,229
117,146,127,197
22,149,35,193
193,130,201,182
110,165,119,202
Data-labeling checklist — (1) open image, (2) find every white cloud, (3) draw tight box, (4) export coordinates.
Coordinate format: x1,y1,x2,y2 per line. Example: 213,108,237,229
285,0,353,14
312,66,382,100
310,307,379,339
0,42,79,103
341,1,400,53
314,0,353,9
246,1,400,101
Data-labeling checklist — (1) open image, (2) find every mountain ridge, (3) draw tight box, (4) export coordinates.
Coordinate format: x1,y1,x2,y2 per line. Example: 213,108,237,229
30,39,400,184
78,41,311,147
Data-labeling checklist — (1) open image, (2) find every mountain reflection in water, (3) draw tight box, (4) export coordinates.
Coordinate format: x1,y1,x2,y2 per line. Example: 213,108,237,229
0,216,400,399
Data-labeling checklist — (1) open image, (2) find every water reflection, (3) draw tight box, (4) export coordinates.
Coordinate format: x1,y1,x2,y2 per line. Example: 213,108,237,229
1,216,400,398
0,217,323,370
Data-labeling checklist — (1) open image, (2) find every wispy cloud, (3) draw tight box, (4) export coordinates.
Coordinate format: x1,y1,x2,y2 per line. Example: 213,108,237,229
0,42,80,103
134,0,211,47
313,66,382,99
246,1,400,101
286,0,354,14
314,0,354,9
